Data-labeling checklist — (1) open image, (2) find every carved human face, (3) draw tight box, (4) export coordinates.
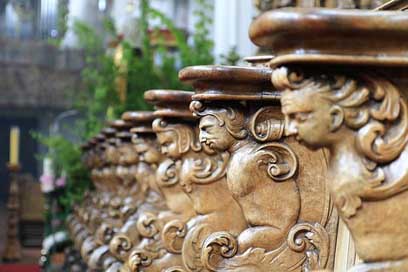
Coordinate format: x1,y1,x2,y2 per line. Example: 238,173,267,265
132,137,161,164
281,91,339,149
199,115,235,152
157,130,181,160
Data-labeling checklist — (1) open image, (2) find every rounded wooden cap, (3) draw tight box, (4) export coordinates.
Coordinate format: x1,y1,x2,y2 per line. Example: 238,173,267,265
121,111,155,133
249,8,408,68
101,127,117,138
108,119,133,132
80,143,90,151
144,90,196,120
179,65,278,101
96,134,105,143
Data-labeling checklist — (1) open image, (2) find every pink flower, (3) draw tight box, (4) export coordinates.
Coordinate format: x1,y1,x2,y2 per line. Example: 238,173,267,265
55,175,66,188
40,174,55,193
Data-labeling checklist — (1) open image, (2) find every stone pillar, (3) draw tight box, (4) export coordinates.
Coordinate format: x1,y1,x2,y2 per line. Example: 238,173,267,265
213,0,256,62
61,0,102,48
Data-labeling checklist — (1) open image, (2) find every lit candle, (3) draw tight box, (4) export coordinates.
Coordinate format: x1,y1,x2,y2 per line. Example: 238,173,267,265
9,127,20,166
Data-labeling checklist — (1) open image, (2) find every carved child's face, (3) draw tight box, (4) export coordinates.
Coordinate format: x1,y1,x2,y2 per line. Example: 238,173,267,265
157,130,181,160
132,137,160,164
118,144,138,165
199,115,235,152
281,90,339,149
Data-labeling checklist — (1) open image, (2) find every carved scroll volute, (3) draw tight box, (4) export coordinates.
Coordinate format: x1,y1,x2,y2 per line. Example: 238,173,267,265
201,231,238,271
161,219,188,254
156,158,180,188
249,106,285,142
108,233,133,261
136,212,163,238
273,65,408,268
127,249,157,271
255,142,298,181
250,9,408,268
180,64,336,271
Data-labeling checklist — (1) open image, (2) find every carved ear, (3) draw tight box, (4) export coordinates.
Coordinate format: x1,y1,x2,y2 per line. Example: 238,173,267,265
329,105,344,132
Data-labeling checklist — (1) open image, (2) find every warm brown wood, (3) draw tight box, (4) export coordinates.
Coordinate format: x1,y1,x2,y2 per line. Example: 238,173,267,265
66,4,408,272
2,164,22,262
250,8,408,68
250,7,408,271
179,65,338,271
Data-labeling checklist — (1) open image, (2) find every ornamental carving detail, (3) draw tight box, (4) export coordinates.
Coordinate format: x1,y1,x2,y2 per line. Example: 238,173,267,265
274,66,408,268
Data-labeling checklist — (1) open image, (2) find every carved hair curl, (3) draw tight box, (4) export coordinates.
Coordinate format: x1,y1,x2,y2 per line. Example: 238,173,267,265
152,118,201,154
190,101,248,140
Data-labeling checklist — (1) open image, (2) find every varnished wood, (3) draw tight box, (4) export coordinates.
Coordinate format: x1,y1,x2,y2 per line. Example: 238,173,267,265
66,3,408,272
250,6,408,271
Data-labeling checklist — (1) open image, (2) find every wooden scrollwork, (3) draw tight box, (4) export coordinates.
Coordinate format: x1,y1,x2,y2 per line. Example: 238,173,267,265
136,212,162,238
201,231,238,271
161,219,188,254
255,142,298,181
249,106,285,142
109,234,133,260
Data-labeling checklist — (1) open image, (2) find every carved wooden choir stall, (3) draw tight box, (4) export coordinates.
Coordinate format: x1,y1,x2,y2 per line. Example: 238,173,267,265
66,3,408,272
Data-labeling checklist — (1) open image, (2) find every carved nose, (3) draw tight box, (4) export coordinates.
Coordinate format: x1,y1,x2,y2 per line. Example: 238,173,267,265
284,116,298,136
199,133,207,143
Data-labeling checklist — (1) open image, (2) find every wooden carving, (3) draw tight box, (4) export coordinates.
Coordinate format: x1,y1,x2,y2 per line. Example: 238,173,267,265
180,65,337,271
108,112,166,266
125,91,198,271
273,67,408,271
249,7,408,271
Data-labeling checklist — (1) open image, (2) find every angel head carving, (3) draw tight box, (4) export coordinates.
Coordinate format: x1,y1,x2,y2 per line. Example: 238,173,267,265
152,118,201,160
190,101,248,152
131,135,162,165
274,67,407,165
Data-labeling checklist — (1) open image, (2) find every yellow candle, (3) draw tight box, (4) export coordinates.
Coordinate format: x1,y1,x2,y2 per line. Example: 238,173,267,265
9,127,20,165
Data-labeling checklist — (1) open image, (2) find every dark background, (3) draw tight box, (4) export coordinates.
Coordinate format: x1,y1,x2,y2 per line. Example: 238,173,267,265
0,117,38,205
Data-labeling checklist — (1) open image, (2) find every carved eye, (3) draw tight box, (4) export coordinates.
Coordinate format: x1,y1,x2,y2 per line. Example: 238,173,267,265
162,141,170,147
295,112,310,123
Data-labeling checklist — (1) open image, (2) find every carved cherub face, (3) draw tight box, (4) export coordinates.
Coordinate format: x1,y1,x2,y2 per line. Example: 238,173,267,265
199,115,235,152
157,130,181,160
132,136,161,164
281,90,342,149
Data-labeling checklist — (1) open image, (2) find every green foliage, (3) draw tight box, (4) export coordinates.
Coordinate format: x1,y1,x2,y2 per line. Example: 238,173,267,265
32,133,91,214
220,46,241,65
73,20,119,139
47,0,69,46
36,0,239,226
72,0,217,133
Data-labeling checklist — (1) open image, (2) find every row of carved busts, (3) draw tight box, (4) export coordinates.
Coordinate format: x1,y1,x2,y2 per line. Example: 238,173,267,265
67,7,408,272
68,83,336,272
